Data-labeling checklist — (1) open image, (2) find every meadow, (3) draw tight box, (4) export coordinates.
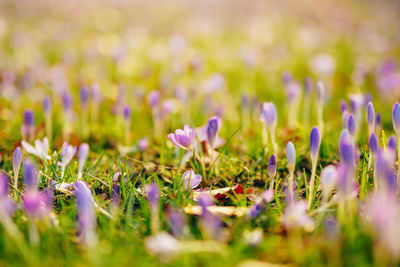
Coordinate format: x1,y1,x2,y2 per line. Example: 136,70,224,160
0,0,400,266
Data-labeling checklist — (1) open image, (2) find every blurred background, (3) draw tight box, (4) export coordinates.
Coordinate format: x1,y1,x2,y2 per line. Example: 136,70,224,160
0,0,400,149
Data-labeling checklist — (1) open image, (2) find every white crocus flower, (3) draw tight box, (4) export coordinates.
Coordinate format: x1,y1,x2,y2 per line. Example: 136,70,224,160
21,137,50,162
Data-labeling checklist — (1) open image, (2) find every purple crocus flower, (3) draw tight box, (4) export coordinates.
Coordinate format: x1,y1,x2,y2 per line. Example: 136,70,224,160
80,87,89,107
0,174,16,217
259,102,277,128
197,193,222,240
12,147,22,188
145,182,160,209
387,136,397,157
309,127,321,164
282,71,292,84
320,165,337,200
22,190,51,219
347,114,356,137
340,100,347,114
369,133,379,156
78,143,89,179
167,208,186,237
268,155,277,179
43,96,51,114
62,91,73,111
167,125,196,151
339,129,355,166
207,116,221,149
24,109,34,126
393,102,400,135
366,102,375,134
376,112,382,134
74,181,96,247
286,142,296,172
24,160,38,191
181,170,202,190
147,90,160,108
137,137,149,152
376,149,397,193
123,105,131,121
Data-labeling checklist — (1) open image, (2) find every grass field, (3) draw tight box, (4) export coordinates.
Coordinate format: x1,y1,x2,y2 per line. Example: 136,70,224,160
0,0,400,266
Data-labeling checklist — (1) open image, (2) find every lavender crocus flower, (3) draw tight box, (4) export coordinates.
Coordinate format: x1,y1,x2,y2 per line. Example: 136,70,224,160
268,155,277,179
387,136,396,157
167,208,186,237
308,127,321,209
21,137,50,162
12,147,21,189
58,143,77,178
376,149,397,193
340,100,347,114
181,170,202,190
147,90,160,108
21,109,35,141
137,137,149,152
23,190,51,219
310,127,321,165
0,174,16,217
24,160,38,191
145,182,160,209
167,125,196,151
339,129,355,166
79,87,89,108
286,142,296,203
393,102,400,135
74,181,96,247
43,96,51,114
369,133,379,156
62,91,73,111
366,102,375,134
347,114,356,138
320,165,337,202
198,193,222,240
123,105,131,121
304,77,312,95
260,102,277,151
376,112,382,134
283,201,314,232
78,143,89,179
207,116,221,150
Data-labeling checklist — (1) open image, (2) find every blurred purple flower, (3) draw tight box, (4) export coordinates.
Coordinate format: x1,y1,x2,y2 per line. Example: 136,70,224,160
369,133,378,156
268,155,277,179
167,208,186,237
80,86,89,107
387,136,396,157
24,160,38,191
74,181,96,247
137,137,149,152
340,100,347,114
123,105,131,121
12,147,22,182
393,102,400,135
167,125,196,151
147,90,160,108
62,91,73,111
309,127,321,164
339,129,355,166
286,142,296,172
43,96,51,114
207,116,221,149
320,165,337,199
78,143,89,179
259,102,277,128
145,182,160,209
366,102,375,133
347,114,356,137
304,77,312,95
0,174,15,217
283,201,314,232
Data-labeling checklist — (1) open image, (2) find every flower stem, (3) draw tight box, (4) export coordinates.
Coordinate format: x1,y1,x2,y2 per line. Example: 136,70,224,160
308,162,317,210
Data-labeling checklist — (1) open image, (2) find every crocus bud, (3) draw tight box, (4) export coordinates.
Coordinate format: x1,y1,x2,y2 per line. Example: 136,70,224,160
320,165,337,198
138,137,149,152
339,129,355,166
282,71,292,84
286,142,296,172
340,100,347,114
376,112,382,133
145,182,160,209
207,116,221,149
259,102,277,129
80,87,89,108
310,127,321,164
43,96,51,114
366,102,375,133
62,91,73,111
369,133,378,156
342,111,349,129
24,160,38,190
123,105,131,121
74,181,96,247
12,147,22,181
268,155,277,178
376,149,396,193
347,114,356,137
78,143,89,179
24,109,34,126
387,136,396,156
147,90,160,108
392,102,400,135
